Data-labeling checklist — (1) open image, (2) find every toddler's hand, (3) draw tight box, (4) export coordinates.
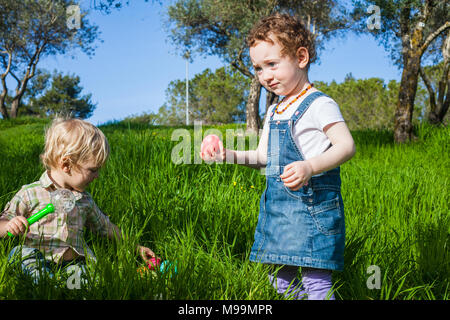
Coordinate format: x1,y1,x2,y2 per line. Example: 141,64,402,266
200,138,225,163
6,216,29,236
137,245,156,264
280,161,313,191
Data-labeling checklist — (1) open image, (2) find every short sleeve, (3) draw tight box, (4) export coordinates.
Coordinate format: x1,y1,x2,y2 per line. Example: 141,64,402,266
85,197,113,237
0,189,30,221
313,98,345,132
263,104,276,128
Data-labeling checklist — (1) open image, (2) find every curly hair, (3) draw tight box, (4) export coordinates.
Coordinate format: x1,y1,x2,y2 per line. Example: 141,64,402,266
247,13,316,67
41,117,110,171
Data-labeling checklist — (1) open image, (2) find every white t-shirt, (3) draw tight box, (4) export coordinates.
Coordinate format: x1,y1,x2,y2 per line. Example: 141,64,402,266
263,94,345,160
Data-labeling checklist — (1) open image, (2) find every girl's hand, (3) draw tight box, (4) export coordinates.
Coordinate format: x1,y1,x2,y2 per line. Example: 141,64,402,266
199,142,226,163
280,161,313,191
6,216,29,236
137,245,156,264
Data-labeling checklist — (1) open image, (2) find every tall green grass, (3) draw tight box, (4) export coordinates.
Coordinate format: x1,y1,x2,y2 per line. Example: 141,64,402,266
0,119,448,299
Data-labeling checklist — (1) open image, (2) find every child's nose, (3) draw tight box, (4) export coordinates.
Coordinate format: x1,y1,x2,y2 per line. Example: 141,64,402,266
262,70,273,82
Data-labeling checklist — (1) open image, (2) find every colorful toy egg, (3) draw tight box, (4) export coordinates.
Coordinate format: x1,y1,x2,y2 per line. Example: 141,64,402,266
147,257,161,271
201,134,222,155
160,260,178,275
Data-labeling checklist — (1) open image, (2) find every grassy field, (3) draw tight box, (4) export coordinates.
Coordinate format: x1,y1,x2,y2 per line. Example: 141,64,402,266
0,117,448,300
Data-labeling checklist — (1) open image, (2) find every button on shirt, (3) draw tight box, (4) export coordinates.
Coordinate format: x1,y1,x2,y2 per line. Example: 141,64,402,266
0,171,114,264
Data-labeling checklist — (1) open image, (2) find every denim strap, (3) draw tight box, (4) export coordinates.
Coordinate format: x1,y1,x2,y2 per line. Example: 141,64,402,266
292,91,328,124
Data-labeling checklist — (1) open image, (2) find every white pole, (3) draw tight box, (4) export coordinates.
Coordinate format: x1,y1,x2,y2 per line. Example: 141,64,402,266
186,55,189,126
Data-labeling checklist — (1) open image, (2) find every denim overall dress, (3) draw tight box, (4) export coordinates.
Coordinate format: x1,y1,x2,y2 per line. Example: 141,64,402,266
249,91,345,271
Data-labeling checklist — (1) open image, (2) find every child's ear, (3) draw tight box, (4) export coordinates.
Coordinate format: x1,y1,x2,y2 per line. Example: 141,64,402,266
296,47,309,69
60,157,72,174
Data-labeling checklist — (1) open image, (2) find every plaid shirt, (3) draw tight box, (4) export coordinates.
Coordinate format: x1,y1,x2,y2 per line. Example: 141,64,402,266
0,171,114,264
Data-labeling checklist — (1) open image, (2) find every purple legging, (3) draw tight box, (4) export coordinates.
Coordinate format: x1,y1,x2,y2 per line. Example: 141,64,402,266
268,265,335,300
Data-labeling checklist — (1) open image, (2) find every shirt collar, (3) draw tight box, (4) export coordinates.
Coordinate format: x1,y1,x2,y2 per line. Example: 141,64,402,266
39,171,54,189
39,171,84,201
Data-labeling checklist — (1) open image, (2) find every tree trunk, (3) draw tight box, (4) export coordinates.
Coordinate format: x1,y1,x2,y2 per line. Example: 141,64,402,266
428,35,450,125
261,89,279,126
246,76,261,134
435,82,450,123
0,52,12,119
265,90,279,113
428,109,442,124
393,6,450,141
10,75,31,118
427,76,449,125
10,86,27,118
394,53,421,143
0,92,8,119
1,75,10,119
10,98,20,118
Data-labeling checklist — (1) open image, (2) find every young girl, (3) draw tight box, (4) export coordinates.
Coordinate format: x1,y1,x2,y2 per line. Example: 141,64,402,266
201,13,356,300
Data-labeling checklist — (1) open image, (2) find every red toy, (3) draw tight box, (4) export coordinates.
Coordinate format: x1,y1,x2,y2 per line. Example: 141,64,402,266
137,258,178,278
201,134,223,159
147,257,161,270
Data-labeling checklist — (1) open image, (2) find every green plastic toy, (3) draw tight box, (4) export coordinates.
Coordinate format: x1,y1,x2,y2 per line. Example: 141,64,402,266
7,188,75,237
7,203,55,237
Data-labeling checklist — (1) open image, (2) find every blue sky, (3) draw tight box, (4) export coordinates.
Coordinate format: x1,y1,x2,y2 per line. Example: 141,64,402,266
35,1,403,126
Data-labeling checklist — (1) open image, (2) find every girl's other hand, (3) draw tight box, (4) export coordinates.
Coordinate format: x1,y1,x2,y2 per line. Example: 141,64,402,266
280,161,313,191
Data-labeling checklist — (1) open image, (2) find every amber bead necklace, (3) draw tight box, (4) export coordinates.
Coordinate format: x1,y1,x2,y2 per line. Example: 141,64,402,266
274,83,314,114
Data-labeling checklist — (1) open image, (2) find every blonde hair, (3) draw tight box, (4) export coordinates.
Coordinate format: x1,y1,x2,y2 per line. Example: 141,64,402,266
41,118,110,170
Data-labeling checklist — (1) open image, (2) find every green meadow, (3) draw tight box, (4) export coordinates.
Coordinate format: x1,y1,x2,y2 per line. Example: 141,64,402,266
0,118,448,299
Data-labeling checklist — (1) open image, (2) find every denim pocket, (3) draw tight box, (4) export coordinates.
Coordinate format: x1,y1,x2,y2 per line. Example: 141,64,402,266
282,184,311,199
308,196,343,235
